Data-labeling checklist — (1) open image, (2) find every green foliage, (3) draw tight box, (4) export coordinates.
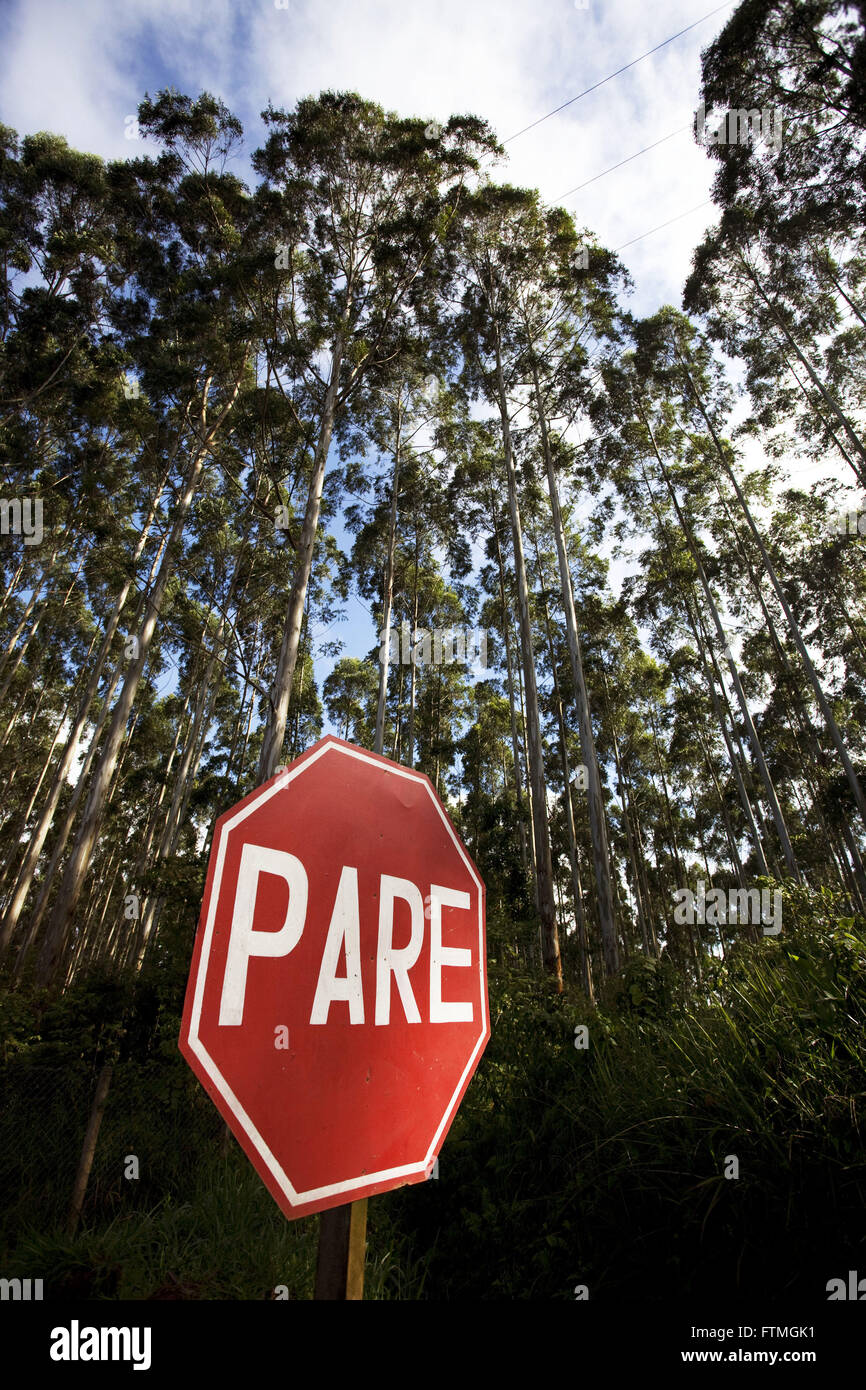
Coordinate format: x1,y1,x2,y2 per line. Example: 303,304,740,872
2,39,866,1301
0,868,864,1302
386,898,866,1300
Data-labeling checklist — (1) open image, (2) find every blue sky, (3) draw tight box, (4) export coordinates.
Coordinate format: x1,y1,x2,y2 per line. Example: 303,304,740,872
1,0,730,312
3,0,809,730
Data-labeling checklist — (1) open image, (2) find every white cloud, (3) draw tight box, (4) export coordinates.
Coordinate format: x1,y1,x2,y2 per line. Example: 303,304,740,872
1,0,726,308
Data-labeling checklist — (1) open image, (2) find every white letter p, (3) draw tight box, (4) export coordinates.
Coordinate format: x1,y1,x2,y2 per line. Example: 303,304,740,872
219,844,308,1025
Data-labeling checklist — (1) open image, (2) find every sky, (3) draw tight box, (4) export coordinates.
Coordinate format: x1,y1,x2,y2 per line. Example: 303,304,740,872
0,0,730,311
0,0,839,728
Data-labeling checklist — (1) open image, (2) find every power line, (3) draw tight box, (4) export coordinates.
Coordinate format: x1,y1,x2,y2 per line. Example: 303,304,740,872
607,113,837,253
597,105,841,255
555,123,691,203
615,199,713,251
503,1,735,144
555,98,843,210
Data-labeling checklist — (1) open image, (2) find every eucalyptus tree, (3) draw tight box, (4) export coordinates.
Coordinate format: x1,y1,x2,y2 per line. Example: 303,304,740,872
128,475,262,970
684,211,866,486
652,310,866,842
341,357,455,758
576,583,669,963
688,3,866,479
251,94,498,783
323,656,379,743
600,309,866,911
0,123,120,450
0,122,184,963
459,682,513,857
507,206,629,979
527,528,595,993
773,483,866,693
455,184,565,988
35,92,257,987
457,679,536,970
593,322,801,880
388,561,475,795
0,457,173,958
443,415,534,883
624,521,771,889
749,482,866,901
698,0,866,231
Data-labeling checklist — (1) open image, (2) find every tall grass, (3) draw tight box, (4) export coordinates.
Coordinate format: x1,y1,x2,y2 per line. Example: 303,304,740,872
1,884,863,1299
390,888,866,1299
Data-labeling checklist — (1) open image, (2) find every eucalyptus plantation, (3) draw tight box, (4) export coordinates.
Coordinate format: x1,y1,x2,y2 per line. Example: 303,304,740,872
0,7,865,1307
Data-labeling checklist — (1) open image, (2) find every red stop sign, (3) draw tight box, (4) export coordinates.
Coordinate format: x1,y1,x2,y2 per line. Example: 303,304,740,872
179,735,488,1219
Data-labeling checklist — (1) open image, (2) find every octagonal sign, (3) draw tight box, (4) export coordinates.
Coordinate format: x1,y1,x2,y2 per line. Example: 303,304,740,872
179,735,488,1219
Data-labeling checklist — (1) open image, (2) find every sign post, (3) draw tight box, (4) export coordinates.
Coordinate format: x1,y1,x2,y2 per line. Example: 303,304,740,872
314,1199,367,1300
179,735,488,1298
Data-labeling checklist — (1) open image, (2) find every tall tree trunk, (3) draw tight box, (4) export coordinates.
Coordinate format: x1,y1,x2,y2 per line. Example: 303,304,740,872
376,399,402,756
735,252,866,483
721,495,866,900
536,559,594,996
490,499,530,879
600,667,654,957
35,428,218,987
134,595,233,970
259,329,345,782
0,554,27,629
637,425,799,877
493,333,561,989
0,473,168,957
641,456,773,877
532,363,618,976
678,347,866,838
0,543,89,709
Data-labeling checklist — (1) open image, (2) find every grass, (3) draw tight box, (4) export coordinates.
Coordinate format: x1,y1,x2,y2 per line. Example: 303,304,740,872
1,883,864,1299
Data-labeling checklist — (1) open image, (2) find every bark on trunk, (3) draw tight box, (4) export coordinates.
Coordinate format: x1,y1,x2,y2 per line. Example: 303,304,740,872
0,473,168,956
493,335,561,988
36,437,212,987
678,347,866,837
376,400,402,757
533,364,618,975
258,331,345,782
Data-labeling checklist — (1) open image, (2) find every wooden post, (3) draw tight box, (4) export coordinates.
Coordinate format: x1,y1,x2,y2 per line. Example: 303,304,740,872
67,1061,113,1235
314,1199,367,1300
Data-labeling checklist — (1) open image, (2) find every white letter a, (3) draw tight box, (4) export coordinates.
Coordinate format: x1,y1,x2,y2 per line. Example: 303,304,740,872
310,867,365,1024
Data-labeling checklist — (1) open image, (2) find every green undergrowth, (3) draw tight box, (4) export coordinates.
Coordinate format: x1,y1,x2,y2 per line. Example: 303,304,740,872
1,883,863,1299
388,885,866,1299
